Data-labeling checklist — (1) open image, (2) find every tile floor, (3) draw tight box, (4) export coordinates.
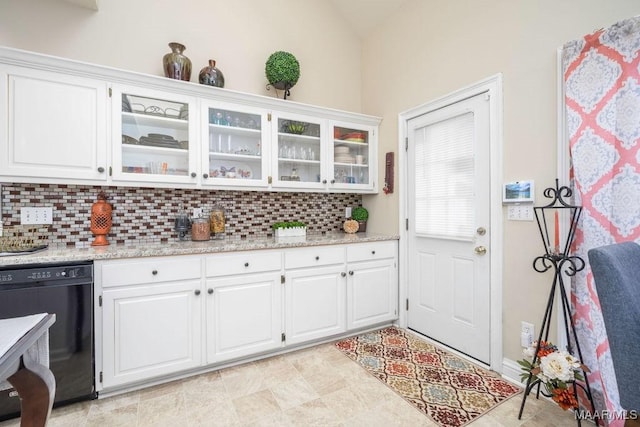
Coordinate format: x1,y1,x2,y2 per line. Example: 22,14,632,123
0,342,579,427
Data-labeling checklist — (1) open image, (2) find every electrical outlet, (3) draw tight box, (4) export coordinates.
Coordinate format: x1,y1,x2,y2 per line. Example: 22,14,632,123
20,207,53,225
345,207,352,218
192,208,203,218
521,321,535,347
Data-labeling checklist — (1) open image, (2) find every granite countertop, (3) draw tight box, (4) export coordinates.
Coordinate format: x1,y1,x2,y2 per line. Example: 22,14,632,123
0,232,399,266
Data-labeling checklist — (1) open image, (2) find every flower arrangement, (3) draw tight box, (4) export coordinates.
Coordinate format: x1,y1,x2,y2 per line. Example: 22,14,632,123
518,341,589,410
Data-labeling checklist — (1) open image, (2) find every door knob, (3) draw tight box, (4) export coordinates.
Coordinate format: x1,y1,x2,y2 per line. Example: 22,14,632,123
477,227,487,236
474,246,487,255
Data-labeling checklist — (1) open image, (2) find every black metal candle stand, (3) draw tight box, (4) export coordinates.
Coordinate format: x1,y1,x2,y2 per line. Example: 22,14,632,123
517,180,596,426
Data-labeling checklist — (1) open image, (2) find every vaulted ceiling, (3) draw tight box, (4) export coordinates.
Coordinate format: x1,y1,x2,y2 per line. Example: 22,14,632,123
329,0,409,38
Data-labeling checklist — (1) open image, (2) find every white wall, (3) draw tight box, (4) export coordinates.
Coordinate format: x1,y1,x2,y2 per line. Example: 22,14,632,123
361,0,640,361
0,0,363,111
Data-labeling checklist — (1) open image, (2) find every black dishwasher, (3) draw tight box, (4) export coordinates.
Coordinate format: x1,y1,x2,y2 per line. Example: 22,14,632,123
0,261,96,421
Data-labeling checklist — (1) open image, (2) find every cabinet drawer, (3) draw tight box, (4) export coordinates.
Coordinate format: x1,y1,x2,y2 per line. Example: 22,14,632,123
206,250,282,277
100,256,202,288
347,241,397,263
285,246,345,269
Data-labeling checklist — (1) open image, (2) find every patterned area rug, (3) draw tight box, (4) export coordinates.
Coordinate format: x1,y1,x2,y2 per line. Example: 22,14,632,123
335,327,521,427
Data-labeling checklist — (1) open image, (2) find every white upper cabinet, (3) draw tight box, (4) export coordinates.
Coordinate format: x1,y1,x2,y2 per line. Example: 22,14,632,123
0,64,108,182
111,85,199,185
0,47,380,193
200,101,270,188
329,121,377,192
271,112,325,190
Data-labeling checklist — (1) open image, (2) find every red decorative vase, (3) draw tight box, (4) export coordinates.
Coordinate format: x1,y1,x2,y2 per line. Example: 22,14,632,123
91,191,112,246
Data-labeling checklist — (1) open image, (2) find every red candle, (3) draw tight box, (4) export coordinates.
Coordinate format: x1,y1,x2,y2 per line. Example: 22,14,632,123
554,210,559,251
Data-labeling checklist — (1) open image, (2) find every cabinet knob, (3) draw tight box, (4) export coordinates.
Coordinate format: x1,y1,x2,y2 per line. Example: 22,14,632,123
152,270,158,275
349,271,354,276
372,250,376,255
341,272,346,277
97,167,105,173
330,179,335,184
244,262,249,267
315,256,319,261
191,172,197,178
194,289,201,296
203,173,209,179
322,179,327,184
208,288,213,294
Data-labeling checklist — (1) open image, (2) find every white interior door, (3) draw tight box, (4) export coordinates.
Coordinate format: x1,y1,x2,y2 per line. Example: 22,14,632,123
407,92,491,364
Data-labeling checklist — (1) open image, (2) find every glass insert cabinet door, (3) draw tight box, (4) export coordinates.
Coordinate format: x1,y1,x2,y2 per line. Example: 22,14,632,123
201,103,268,187
112,86,198,184
272,114,323,188
331,124,373,189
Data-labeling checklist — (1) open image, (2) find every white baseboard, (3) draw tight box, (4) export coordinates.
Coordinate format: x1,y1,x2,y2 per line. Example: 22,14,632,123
502,357,525,386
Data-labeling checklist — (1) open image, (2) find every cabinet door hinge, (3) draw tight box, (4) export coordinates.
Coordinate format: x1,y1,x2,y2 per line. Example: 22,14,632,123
99,295,102,307
281,274,285,284
268,176,273,184
406,299,409,311
109,166,112,177
99,371,103,383
405,137,408,151
405,218,409,231
268,113,272,122
108,87,112,98
281,332,286,342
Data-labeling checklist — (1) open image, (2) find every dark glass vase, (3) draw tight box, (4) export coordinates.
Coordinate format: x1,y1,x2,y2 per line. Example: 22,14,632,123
199,59,225,88
163,42,192,81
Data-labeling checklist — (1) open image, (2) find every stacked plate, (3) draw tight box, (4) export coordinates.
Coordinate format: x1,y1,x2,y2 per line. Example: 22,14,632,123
334,145,354,163
139,133,182,149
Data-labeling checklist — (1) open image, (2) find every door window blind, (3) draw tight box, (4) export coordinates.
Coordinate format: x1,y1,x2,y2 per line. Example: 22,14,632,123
414,112,475,240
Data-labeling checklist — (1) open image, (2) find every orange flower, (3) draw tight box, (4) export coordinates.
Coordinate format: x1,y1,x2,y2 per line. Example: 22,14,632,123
536,341,556,359
552,386,578,410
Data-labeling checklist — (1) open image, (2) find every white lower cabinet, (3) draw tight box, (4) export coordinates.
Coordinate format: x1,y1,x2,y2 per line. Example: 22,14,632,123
283,247,347,345
205,250,283,363
96,241,398,392
346,241,399,330
205,273,283,363
98,256,203,389
347,259,398,329
284,265,347,345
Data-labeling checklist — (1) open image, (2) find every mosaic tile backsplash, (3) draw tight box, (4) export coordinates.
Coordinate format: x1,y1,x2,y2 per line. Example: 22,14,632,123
0,184,362,247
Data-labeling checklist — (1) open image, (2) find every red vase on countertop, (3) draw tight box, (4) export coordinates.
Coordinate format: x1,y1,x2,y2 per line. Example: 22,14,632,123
91,191,112,246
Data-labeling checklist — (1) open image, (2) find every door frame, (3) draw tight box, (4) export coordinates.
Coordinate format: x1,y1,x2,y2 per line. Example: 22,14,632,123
397,74,504,372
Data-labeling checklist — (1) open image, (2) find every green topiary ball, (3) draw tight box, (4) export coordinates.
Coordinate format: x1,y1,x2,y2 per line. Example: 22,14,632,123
265,51,300,88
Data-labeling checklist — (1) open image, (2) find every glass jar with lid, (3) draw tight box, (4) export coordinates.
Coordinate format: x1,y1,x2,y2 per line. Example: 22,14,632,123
191,216,210,241
210,206,226,239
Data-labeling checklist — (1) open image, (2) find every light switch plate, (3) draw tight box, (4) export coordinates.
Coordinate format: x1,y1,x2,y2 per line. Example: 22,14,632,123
507,204,533,221
21,207,53,224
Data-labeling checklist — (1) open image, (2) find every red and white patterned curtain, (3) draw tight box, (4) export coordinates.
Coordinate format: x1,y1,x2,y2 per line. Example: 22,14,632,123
563,16,640,426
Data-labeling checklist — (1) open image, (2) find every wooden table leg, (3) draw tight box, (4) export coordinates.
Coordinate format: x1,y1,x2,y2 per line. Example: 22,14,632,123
7,352,56,427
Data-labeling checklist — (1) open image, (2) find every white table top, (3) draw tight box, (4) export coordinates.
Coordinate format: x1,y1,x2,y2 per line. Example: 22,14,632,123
0,314,48,358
